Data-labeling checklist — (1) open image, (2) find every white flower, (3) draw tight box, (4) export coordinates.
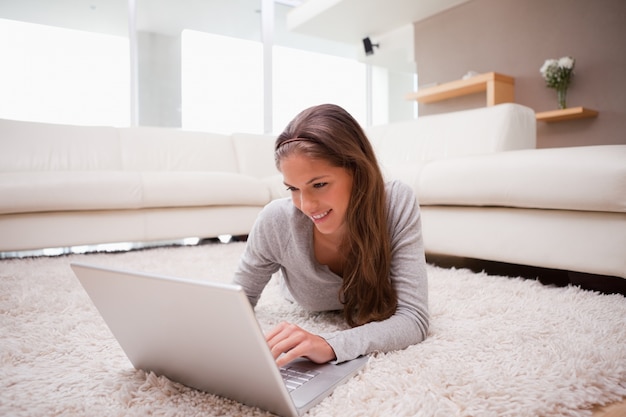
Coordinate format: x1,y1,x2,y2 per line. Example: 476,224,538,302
540,59,557,76
540,56,575,89
558,56,574,69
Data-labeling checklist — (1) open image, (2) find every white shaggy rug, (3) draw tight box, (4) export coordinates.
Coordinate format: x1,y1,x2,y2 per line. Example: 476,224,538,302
1,242,625,417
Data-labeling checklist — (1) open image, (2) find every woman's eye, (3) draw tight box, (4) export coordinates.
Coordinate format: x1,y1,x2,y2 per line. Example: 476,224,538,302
313,182,327,189
286,186,298,192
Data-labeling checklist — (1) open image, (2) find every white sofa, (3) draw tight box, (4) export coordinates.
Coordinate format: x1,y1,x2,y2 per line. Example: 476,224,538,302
1,104,625,280
367,106,625,281
0,121,284,251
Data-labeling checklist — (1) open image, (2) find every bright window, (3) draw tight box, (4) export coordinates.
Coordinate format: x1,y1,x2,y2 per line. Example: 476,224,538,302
181,30,368,135
181,30,264,134
0,18,130,126
273,45,367,132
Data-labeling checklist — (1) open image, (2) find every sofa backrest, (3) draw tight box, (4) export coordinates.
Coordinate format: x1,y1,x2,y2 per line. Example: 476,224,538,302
1,103,536,179
366,103,536,166
118,127,239,173
231,132,288,200
0,118,122,171
0,119,249,175
231,133,278,178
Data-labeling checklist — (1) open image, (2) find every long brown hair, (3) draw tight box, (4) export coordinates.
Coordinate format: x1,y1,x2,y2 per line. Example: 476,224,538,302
275,104,396,327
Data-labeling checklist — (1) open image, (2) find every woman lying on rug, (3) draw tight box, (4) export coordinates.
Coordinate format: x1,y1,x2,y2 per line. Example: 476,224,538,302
233,104,429,365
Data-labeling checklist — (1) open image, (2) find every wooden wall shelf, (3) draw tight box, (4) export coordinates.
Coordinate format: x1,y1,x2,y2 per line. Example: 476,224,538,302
536,107,599,122
406,72,515,107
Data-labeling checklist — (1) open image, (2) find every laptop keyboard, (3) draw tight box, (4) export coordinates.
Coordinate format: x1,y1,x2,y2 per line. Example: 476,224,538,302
280,365,321,392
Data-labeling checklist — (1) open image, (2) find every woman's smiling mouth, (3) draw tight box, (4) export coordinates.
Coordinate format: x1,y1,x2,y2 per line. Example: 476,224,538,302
311,210,331,221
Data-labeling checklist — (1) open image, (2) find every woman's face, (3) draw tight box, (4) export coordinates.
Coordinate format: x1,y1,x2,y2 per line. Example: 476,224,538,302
280,153,353,240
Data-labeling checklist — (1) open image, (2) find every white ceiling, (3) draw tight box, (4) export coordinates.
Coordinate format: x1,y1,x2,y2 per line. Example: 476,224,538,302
0,0,263,38
0,0,469,71
0,0,469,43
287,0,470,44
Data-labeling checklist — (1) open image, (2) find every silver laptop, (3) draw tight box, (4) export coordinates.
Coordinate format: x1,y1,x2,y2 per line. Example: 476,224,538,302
71,262,368,417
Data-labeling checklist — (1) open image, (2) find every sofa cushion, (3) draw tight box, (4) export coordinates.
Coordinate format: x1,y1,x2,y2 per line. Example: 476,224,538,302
0,171,270,215
0,172,142,214
379,162,427,193
419,145,626,213
262,174,290,201
140,172,269,207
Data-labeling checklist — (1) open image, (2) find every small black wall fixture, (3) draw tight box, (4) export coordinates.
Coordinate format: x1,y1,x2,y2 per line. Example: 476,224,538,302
362,37,379,56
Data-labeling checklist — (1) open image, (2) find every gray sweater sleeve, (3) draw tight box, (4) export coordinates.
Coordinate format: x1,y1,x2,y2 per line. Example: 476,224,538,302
233,181,429,363
232,204,284,307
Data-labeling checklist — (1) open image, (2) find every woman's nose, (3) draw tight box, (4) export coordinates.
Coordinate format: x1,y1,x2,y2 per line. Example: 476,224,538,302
299,191,316,213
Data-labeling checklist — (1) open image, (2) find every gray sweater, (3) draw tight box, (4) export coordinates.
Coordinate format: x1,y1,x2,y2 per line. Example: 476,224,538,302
233,180,429,363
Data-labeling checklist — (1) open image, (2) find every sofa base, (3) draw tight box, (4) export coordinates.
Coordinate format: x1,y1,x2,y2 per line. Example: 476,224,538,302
426,253,626,296
0,206,262,252
421,206,626,279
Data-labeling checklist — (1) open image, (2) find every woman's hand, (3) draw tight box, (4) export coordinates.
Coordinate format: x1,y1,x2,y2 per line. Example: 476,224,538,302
265,321,336,367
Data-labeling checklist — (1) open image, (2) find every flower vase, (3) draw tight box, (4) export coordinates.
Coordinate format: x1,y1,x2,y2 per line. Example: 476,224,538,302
557,87,567,109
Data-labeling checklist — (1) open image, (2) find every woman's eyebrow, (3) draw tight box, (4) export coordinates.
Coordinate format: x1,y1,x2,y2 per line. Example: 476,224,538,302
283,175,330,188
306,175,329,185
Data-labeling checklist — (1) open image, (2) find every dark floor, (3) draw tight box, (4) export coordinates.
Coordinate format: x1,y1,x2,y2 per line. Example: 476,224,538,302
426,254,626,297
